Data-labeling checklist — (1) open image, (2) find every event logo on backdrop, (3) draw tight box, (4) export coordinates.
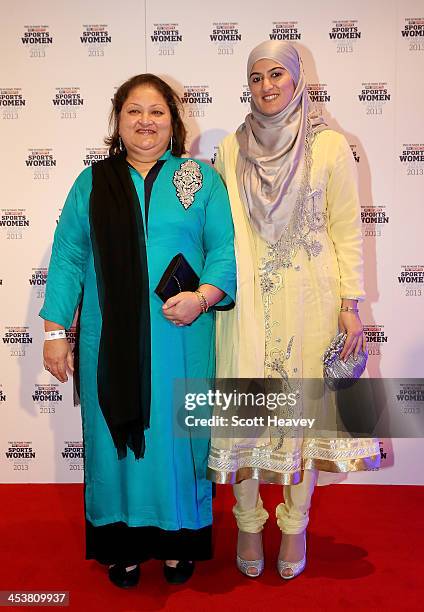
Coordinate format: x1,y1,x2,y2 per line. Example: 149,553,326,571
80,24,111,57
358,83,391,116
65,325,77,347
29,267,47,301
182,85,213,118
399,144,424,176
5,442,36,473
401,17,424,51
52,87,84,120
0,88,26,120
307,84,331,113
1,2,420,488
210,145,218,166
0,209,30,241
328,20,361,53
398,265,423,298
361,205,389,240
239,85,251,107
209,23,241,55
393,382,424,436
26,148,56,180
61,441,84,473
21,25,53,58
363,324,388,357
83,147,108,167
396,382,424,402
268,21,302,40
150,23,182,56
32,383,62,415
396,381,424,408
350,144,360,163
2,326,33,357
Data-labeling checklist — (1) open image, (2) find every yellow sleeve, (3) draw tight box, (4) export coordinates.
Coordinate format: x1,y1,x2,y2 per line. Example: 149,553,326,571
214,142,226,184
326,134,365,301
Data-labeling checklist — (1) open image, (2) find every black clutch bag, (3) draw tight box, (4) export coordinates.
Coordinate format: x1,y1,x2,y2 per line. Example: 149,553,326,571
154,253,200,302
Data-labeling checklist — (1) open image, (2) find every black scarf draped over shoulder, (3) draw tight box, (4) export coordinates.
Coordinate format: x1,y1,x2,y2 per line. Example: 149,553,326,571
89,152,151,460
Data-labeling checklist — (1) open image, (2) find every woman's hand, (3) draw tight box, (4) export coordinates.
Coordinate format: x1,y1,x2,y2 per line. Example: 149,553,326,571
338,311,366,361
43,339,74,383
162,292,202,326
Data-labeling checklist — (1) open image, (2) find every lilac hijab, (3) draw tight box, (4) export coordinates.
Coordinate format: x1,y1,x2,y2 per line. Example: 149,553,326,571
236,40,326,244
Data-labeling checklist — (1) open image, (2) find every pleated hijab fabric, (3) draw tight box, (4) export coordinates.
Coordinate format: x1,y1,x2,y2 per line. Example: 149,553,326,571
236,40,326,244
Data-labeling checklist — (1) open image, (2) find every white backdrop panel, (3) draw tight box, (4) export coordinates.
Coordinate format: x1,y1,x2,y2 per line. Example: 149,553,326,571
0,0,423,484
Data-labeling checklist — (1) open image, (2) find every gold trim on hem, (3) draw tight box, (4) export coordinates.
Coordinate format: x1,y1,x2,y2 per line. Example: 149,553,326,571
207,466,302,485
303,454,380,473
207,453,381,485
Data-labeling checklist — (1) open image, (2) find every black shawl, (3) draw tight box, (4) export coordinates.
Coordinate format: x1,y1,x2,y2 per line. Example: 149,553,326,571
89,152,151,460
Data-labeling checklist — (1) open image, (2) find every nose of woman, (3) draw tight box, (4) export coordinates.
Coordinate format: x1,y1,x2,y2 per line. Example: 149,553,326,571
138,112,154,125
261,76,274,92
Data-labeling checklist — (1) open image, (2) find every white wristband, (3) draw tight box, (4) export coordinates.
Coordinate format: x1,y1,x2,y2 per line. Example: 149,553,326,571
45,329,66,341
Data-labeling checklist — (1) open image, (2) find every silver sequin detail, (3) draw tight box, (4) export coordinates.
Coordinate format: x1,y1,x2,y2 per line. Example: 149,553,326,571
236,556,264,578
265,117,326,274
323,331,368,385
173,159,203,209
208,446,303,474
277,557,306,579
256,118,327,452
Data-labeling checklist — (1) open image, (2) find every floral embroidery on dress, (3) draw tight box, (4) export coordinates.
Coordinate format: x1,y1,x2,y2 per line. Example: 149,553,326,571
256,121,328,451
266,119,327,273
259,255,283,349
173,159,203,209
257,120,326,406
258,254,300,448
207,126,380,481
265,340,301,451
260,272,276,294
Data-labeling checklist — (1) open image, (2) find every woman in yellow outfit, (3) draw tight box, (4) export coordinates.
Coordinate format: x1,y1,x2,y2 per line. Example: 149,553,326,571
208,40,380,579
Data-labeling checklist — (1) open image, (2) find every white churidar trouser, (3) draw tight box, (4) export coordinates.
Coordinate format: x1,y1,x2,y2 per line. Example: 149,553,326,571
232,469,318,534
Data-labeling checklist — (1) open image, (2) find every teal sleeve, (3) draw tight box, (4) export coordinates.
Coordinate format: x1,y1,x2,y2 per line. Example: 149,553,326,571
39,169,91,328
199,167,236,309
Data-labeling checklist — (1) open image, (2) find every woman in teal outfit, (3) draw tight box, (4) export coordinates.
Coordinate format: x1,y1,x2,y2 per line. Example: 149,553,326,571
40,74,236,587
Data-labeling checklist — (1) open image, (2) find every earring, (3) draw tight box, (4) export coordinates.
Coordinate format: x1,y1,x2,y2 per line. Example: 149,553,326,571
119,136,124,151
169,135,173,152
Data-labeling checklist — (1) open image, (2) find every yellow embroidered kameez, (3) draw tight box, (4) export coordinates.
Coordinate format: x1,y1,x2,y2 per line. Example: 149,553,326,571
208,129,380,484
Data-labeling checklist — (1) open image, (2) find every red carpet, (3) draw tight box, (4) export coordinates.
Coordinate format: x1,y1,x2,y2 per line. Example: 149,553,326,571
0,483,423,611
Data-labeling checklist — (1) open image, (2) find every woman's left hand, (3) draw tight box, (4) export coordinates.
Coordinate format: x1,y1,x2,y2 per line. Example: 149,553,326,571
162,291,203,326
338,311,366,361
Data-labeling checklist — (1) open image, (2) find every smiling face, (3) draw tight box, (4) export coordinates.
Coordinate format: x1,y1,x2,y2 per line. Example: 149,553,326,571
249,58,295,116
118,85,172,161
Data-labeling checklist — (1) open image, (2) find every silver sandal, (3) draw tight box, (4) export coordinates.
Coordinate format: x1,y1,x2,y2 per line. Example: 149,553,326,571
277,556,306,580
277,536,306,580
236,555,264,578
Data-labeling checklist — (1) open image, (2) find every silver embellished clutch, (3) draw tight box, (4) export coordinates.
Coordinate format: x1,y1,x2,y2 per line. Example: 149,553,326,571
323,332,368,390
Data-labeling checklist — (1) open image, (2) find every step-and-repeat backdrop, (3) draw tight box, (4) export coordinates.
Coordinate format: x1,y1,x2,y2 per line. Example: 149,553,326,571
1,0,423,484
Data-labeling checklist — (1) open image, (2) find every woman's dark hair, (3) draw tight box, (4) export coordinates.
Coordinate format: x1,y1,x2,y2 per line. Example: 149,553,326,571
105,73,186,157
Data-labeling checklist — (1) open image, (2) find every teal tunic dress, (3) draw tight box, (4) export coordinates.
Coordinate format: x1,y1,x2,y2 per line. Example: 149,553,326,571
40,150,236,563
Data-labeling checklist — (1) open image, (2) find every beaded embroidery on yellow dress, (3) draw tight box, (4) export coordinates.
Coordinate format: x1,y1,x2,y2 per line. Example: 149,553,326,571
208,129,380,485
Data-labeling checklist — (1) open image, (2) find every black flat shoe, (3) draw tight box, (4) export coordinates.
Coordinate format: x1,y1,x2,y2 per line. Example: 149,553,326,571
108,563,140,588
163,560,195,584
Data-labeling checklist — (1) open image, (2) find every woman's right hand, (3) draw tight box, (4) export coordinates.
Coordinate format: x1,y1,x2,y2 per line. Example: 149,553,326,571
43,339,74,383
338,311,365,361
